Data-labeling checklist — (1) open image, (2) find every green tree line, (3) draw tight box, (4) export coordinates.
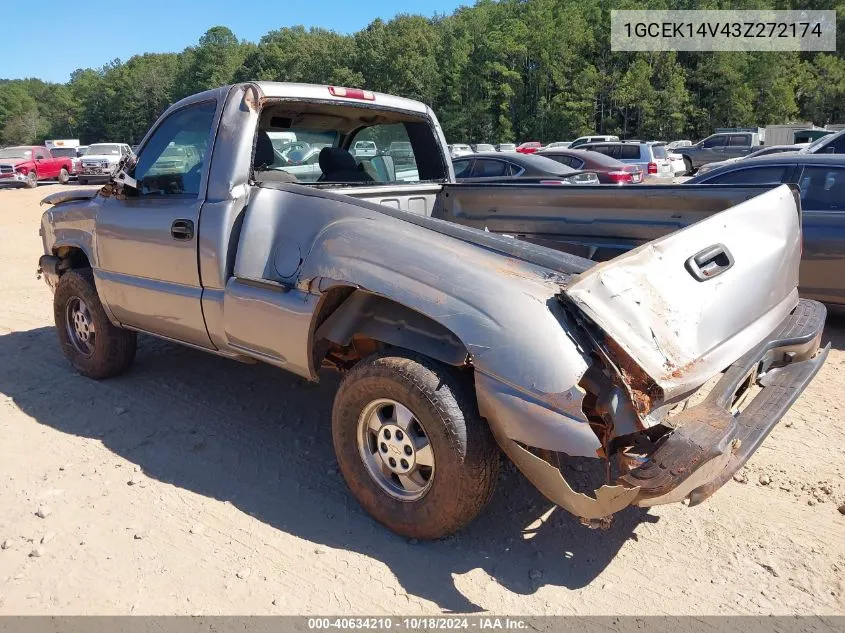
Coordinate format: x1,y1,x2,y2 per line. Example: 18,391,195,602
2,0,845,146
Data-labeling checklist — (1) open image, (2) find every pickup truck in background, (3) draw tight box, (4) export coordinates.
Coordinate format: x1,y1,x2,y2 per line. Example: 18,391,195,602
38,82,828,539
0,145,72,187
679,132,762,173
77,143,134,185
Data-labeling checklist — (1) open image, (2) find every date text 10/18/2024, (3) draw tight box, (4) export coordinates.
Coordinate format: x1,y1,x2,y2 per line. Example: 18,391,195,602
307,617,529,630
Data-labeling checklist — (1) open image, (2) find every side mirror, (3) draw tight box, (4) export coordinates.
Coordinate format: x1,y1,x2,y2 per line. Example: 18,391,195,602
112,154,139,191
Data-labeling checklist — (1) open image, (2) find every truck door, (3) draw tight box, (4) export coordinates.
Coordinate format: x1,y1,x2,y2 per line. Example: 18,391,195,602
33,147,58,179
696,135,726,166
94,99,219,348
726,134,753,159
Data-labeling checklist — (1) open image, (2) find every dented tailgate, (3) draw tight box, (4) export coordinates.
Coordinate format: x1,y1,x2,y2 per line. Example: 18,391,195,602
565,185,803,402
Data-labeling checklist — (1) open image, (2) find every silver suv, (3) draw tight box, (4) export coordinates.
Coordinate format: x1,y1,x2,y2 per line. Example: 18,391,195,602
579,141,674,181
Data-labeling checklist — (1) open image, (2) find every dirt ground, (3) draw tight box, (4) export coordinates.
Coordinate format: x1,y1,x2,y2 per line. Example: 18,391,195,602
0,183,843,615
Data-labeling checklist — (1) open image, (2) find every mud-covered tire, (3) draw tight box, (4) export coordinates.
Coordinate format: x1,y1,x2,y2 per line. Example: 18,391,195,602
24,170,37,188
54,268,136,379
58,168,70,184
332,351,499,540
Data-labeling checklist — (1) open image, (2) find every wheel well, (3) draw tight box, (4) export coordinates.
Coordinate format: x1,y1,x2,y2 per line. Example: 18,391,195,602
54,246,91,271
311,288,469,371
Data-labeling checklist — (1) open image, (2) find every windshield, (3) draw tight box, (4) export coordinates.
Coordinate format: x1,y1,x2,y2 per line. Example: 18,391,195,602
86,144,122,156
475,144,494,151
0,147,32,160
50,148,76,158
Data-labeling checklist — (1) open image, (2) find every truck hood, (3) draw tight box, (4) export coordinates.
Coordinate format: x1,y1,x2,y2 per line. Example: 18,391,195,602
40,189,99,206
0,159,27,168
566,184,802,403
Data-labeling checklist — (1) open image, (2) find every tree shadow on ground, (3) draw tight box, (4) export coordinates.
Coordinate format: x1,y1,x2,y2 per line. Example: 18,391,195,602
0,326,657,612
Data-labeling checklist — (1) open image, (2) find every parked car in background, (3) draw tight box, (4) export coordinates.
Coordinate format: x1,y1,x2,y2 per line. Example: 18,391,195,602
695,143,809,177
678,132,762,173
352,141,378,157
537,147,644,184
516,141,542,154
569,135,619,149
448,144,474,159
472,143,495,152
580,141,673,182
666,140,692,151
78,143,133,185
0,145,72,187
388,141,415,165
496,143,517,152
800,128,845,155
687,153,845,304
651,142,687,176
545,141,572,149
452,151,598,184
48,146,82,176
273,146,323,182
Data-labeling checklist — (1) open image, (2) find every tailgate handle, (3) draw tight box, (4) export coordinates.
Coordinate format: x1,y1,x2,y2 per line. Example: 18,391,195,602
686,244,734,281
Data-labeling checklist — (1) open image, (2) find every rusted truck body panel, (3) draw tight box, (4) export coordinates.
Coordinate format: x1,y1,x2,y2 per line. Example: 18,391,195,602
38,82,828,525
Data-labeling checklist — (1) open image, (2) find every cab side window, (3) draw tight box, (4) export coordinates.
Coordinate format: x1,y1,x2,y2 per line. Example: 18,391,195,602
702,136,726,149
34,148,48,160
131,101,216,197
799,167,845,211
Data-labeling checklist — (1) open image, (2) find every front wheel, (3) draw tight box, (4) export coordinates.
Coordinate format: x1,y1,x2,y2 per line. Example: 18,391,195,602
683,157,693,175
24,170,37,188
58,168,70,184
332,351,499,540
54,268,137,379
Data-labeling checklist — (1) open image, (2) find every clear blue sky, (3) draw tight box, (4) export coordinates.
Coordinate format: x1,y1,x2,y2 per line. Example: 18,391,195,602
3,0,467,83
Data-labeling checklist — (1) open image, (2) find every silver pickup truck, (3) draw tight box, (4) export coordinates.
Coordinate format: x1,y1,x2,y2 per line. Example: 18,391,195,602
38,82,828,539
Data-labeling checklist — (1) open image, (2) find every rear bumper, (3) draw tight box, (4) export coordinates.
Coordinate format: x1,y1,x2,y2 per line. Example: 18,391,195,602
619,298,828,507
491,298,828,522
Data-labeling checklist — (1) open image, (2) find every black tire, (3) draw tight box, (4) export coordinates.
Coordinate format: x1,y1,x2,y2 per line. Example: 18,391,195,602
58,168,70,184
54,268,137,379
332,351,499,540
682,156,693,175
24,170,37,188
78,177,88,185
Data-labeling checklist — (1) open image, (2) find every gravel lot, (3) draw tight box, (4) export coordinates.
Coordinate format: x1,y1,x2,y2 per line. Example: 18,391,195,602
0,183,843,615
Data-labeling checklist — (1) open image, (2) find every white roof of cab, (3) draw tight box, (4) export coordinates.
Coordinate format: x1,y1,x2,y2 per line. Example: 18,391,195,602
255,82,429,115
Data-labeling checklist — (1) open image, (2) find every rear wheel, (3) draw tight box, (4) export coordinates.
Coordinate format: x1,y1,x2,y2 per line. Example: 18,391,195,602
24,170,37,188
332,351,499,540
58,168,70,184
54,268,137,379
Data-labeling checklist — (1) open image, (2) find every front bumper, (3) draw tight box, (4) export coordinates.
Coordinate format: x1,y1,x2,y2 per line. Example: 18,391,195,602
493,298,828,521
0,171,28,184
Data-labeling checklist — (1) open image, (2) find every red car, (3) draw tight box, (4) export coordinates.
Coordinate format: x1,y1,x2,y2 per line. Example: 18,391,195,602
537,148,644,184
0,145,73,188
516,141,542,154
